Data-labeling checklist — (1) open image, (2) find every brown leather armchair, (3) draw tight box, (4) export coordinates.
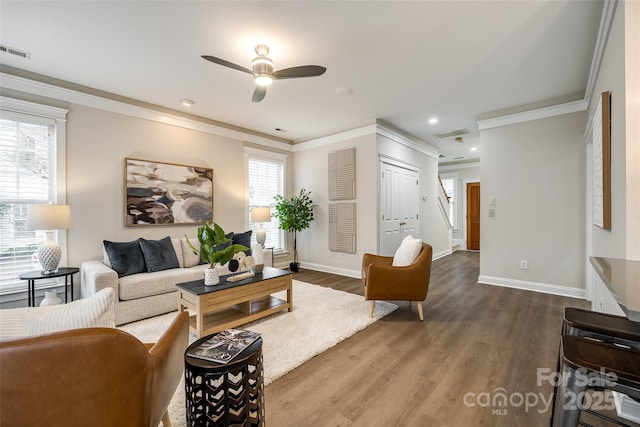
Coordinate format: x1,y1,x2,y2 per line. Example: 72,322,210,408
362,243,433,320
0,311,189,427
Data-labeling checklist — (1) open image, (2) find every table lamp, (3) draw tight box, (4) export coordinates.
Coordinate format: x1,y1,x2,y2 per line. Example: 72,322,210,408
26,204,72,274
251,207,271,247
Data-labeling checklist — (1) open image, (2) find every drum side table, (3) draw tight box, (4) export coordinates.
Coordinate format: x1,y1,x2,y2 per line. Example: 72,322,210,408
184,335,264,426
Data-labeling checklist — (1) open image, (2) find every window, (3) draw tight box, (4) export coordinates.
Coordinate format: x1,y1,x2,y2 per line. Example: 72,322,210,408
440,175,457,229
246,148,286,253
0,98,67,294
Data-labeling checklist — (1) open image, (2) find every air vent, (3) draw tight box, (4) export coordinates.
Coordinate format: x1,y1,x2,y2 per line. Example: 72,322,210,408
435,128,469,139
0,44,31,59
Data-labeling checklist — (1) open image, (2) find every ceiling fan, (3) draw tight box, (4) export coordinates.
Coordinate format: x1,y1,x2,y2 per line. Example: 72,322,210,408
202,44,327,103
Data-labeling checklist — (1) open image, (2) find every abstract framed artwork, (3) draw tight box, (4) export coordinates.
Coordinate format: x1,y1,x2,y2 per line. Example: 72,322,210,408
125,158,213,226
592,91,611,230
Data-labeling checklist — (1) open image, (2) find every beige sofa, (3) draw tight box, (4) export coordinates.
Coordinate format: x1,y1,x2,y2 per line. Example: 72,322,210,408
81,237,270,326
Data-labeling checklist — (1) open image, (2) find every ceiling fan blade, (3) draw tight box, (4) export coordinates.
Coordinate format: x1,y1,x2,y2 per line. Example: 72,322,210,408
252,86,267,103
273,65,326,79
201,55,253,75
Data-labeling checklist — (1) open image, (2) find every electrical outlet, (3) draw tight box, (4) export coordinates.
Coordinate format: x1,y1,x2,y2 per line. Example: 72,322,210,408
520,260,528,270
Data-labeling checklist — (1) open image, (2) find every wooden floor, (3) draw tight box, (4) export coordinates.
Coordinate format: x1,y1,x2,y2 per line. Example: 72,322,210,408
264,251,633,426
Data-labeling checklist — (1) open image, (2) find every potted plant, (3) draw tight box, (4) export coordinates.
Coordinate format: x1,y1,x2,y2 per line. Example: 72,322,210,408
273,189,317,272
186,222,248,285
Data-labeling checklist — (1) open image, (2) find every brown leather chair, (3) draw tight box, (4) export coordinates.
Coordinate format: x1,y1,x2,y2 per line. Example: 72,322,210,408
362,243,433,320
0,311,189,427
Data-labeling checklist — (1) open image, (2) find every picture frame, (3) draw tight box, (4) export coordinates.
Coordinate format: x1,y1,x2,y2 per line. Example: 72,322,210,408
592,91,611,230
124,158,213,226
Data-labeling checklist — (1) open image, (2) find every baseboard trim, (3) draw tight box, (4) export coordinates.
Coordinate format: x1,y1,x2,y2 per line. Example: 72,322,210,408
452,239,465,251
433,249,452,261
478,275,586,299
298,262,362,279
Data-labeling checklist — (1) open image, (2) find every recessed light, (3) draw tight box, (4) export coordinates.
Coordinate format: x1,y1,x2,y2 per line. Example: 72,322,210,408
470,147,478,152
335,87,353,96
428,117,438,124
180,98,194,107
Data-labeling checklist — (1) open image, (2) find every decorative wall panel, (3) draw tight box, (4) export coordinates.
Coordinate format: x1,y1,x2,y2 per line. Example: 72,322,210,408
329,203,356,254
328,148,356,200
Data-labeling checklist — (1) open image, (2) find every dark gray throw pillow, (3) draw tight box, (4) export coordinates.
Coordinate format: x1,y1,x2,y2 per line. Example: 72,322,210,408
103,240,147,278
139,236,180,272
232,230,252,256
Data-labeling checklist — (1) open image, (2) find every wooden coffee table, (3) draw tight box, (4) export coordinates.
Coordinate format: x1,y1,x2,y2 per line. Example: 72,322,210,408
176,267,293,338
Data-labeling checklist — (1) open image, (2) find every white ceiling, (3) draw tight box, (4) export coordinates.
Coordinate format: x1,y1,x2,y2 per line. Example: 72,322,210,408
0,1,603,163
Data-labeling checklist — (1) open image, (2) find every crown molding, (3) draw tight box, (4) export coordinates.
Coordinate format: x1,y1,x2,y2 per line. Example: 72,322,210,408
477,99,588,131
478,0,616,133
438,161,481,171
584,0,617,105
0,72,292,152
376,124,440,159
292,122,440,160
292,124,378,151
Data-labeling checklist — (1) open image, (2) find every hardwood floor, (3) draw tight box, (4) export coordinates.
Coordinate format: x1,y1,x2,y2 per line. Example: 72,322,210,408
263,251,625,426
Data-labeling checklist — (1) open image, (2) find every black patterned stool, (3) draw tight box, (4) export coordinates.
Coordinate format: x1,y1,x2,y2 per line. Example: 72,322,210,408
184,336,264,427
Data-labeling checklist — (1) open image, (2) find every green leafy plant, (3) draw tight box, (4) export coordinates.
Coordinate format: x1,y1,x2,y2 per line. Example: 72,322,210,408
273,189,317,269
186,222,248,268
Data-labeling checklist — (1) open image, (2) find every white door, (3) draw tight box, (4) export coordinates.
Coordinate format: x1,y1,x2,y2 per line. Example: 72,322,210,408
379,160,419,256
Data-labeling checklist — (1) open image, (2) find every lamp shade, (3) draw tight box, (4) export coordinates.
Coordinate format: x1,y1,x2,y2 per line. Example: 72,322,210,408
25,205,71,274
26,204,72,231
251,207,271,223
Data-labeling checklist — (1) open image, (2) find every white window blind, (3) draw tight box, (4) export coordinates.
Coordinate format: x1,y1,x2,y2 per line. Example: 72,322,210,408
0,109,58,293
247,151,285,252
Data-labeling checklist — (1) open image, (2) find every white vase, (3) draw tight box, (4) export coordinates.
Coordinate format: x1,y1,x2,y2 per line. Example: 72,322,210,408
204,267,220,286
252,243,264,273
40,290,62,307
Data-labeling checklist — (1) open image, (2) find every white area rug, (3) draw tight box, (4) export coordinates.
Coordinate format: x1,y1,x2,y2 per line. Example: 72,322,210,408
119,279,397,427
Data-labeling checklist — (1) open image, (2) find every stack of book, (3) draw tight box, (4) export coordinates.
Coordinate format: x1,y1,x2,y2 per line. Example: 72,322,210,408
187,329,261,364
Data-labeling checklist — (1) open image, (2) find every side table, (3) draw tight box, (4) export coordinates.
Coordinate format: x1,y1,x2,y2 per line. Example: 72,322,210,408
184,335,264,426
18,267,80,307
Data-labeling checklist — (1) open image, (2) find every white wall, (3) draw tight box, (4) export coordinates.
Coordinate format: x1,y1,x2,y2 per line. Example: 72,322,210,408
292,133,378,277
479,111,587,296
588,0,640,260
291,125,449,276
66,104,273,268
585,1,640,315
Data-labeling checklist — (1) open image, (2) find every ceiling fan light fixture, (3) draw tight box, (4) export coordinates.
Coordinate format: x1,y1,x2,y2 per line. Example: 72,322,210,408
201,43,326,102
255,74,273,86
252,55,274,86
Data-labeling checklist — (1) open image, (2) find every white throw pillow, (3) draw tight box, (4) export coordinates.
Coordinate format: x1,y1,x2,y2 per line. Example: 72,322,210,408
392,235,423,267
181,237,201,268
0,287,115,341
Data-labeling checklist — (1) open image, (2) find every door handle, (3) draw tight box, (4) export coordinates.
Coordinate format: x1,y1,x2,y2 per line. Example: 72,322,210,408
399,221,406,226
